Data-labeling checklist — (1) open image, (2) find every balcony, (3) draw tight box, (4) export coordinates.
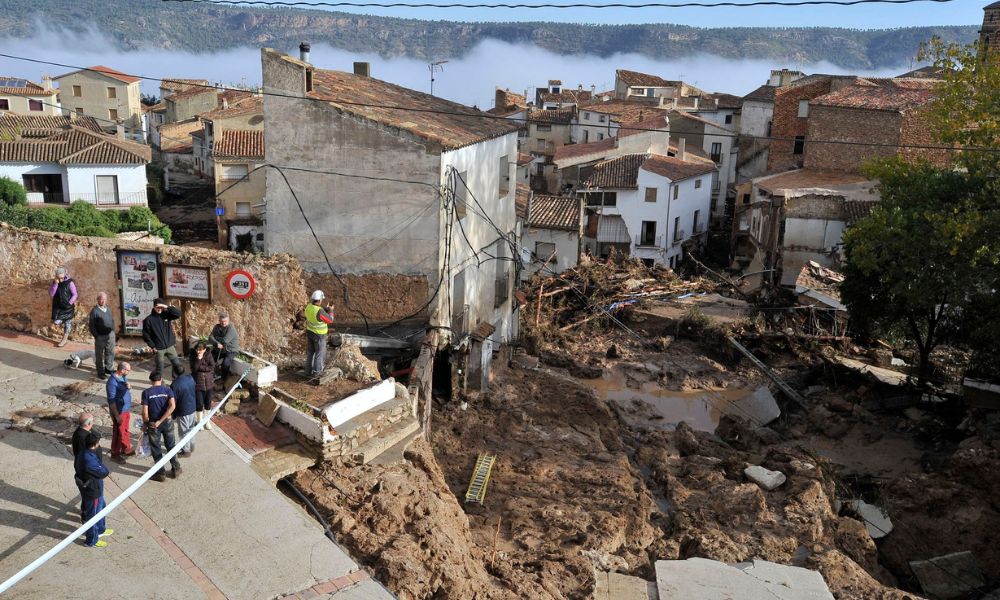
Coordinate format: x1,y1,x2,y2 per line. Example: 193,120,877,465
26,191,148,208
634,234,662,248
494,276,510,308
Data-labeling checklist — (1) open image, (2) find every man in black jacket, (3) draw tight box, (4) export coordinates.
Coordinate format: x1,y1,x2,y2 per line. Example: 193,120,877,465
71,412,94,457
88,292,115,380
142,299,182,375
74,432,111,547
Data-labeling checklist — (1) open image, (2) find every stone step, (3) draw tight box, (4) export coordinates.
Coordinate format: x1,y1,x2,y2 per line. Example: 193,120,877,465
368,429,421,466
348,417,420,465
251,443,318,483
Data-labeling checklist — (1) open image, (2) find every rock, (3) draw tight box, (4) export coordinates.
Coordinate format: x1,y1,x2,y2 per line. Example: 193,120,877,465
744,465,787,491
903,407,925,422
569,362,603,379
318,367,344,384
329,343,381,383
606,344,620,359
909,551,985,600
582,549,629,572
890,357,907,367
723,387,780,426
511,355,540,370
393,382,410,402
871,348,893,367
655,557,834,600
826,398,854,413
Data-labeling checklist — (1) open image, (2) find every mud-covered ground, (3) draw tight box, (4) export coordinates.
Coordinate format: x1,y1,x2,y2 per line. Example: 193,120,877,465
289,325,1000,599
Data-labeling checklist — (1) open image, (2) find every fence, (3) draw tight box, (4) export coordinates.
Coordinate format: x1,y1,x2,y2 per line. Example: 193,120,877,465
26,191,148,207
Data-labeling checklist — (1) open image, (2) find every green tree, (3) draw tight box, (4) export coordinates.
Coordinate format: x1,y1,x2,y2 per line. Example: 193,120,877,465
841,159,989,384
0,176,27,206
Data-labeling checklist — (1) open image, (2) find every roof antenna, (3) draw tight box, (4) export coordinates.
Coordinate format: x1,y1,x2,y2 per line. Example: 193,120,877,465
429,60,448,97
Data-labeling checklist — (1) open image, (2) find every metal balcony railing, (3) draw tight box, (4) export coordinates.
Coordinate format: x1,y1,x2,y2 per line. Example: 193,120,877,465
26,191,148,207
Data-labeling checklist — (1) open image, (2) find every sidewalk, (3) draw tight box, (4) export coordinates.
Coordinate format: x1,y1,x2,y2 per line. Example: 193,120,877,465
0,333,393,599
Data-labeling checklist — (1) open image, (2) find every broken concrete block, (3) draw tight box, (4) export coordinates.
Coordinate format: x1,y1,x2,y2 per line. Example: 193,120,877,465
723,386,780,426
910,551,986,600
890,357,907,367
256,394,280,427
318,367,344,385
656,557,834,600
744,465,786,490
842,500,893,539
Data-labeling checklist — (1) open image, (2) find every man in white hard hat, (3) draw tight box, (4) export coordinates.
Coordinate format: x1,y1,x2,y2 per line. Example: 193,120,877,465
304,290,335,379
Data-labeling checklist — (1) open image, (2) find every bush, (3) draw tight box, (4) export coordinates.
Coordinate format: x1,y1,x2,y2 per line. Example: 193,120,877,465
0,202,29,226
0,176,27,206
66,201,107,230
74,225,116,238
27,207,74,232
1,198,172,243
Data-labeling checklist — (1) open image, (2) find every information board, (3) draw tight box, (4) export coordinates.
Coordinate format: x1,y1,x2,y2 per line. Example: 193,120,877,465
116,249,160,337
161,263,213,302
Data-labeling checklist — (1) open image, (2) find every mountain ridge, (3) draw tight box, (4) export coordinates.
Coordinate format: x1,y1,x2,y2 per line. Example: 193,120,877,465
0,0,979,69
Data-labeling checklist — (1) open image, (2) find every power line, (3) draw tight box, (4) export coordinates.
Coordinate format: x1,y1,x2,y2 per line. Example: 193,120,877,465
2,52,997,154
162,0,958,9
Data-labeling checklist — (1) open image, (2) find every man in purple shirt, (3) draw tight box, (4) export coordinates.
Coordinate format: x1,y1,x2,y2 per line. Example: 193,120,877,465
49,266,78,348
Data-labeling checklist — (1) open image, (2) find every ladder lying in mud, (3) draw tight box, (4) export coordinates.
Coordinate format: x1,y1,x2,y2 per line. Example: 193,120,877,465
727,336,808,409
465,453,497,504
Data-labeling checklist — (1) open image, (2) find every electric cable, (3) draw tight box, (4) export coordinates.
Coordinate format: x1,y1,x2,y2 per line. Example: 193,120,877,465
162,0,959,9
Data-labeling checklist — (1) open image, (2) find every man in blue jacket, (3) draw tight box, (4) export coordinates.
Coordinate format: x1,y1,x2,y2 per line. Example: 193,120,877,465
74,432,112,548
170,364,198,457
105,362,133,463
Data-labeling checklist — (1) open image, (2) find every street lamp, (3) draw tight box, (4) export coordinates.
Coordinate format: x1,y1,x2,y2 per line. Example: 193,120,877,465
429,60,448,96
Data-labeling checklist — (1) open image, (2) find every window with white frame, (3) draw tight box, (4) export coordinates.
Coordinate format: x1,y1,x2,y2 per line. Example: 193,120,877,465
236,202,251,217
535,241,556,261
221,163,249,181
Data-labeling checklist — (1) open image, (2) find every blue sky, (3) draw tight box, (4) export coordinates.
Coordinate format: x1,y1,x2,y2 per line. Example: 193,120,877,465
284,0,985,27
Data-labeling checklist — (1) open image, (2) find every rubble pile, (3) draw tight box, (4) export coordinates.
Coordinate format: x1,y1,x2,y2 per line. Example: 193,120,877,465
522,255,717,338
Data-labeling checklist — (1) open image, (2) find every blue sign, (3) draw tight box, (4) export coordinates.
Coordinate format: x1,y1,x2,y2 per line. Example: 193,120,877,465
215,207,225,216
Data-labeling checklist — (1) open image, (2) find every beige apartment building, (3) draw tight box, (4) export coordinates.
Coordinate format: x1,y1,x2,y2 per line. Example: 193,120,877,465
53,65,142,136
0,77,60,116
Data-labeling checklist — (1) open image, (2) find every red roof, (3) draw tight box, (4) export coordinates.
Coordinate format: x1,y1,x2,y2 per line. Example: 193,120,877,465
0,116,149,164
553,137,616,162
515,183,530,219
88,65,141,85
640,154,716,182
812,83,937,112
616,69,678,88
583,153,646,189
215,129,264,160
528,195,581,231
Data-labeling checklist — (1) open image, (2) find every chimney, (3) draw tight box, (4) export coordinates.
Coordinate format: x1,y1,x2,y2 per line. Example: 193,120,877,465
714,97,719,108
353,62,371,77
590,84,596,93
115,122,125,139
577,84,583,91
42,75,53,90
299,42,311,63
693,96,700,109
677,138,686,161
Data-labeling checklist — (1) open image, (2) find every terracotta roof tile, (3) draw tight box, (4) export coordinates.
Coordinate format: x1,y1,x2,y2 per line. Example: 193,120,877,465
0,114,103,137
671,110,734,132
215,129,264,160
56,65,140,85
616,69,678,87
844,199,879,226
201,95,263,120
167,85,218,102
531,106,574,125
310,69,518,151
528,195,581,231
516,152,533,165
812,83,936,112
553,137,616,163
708,93,743,110
583,153,647,189
0,77,56,97
539,89,591,105
641,154,717,182
0,117,149,164
515,183,530,219
743,85,777,103
160,78,210,94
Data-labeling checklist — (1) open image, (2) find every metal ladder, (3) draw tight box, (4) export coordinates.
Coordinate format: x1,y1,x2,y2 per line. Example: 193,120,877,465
465,453,497,504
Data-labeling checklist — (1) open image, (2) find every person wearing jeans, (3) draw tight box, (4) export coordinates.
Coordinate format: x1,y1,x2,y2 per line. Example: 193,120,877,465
105,362,134,462
87,292,116,380
141,371,180,481
304,290,335,379
74,432,111,548
170,363,198,455
142,299,182,376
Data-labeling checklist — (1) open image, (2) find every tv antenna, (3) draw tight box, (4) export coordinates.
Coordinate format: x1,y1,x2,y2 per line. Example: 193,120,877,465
429,60,448,96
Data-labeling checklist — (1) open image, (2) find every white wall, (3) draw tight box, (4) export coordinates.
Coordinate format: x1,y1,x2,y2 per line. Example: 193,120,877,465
441,133,519,344
66,165,148,203
0,95,61,116
0,163,68,203
780,217,847,285
740,100,773,138
572,110,618,144
522,227,579,278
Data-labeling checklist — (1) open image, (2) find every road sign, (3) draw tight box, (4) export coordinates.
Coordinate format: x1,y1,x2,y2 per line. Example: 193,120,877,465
215,207,225,216
225,269,256,300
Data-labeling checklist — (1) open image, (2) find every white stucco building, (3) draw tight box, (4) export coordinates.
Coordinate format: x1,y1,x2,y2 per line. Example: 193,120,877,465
667,110,738,225
580,152,716,269
521,194,584,279
0,114,150,206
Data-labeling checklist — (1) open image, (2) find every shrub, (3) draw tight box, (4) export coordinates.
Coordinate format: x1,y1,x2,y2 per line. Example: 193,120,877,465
27,207,74,232
0,202,29,226
0,176,27,206
66,201,107,230
74,225,116,238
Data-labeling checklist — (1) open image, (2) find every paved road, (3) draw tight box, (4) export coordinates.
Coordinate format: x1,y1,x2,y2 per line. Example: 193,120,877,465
0,332,393,599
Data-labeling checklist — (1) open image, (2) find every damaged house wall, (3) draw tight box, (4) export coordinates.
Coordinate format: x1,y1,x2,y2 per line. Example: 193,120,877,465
0,224,306,361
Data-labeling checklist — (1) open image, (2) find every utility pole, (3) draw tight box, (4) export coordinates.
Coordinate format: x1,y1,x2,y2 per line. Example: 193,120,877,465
429,60,448,96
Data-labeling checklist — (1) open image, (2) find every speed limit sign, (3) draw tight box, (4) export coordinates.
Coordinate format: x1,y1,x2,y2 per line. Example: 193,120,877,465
225,270,256,300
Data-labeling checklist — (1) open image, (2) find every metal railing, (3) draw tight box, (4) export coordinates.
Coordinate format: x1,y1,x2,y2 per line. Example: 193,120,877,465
26,191,148,207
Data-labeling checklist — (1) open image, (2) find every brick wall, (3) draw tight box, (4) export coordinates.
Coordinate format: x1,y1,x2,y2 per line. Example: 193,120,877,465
804,105,901,172
898,105,953,168
767,78,832,172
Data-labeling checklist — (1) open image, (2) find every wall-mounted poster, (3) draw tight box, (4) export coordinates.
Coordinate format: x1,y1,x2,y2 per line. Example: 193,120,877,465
161,263,212,302
116,249,160,336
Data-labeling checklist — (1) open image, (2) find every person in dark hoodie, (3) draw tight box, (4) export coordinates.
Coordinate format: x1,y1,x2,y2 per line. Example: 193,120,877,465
87,292,115,380
142,298,182,375
49,266,78,348
74,431,112,548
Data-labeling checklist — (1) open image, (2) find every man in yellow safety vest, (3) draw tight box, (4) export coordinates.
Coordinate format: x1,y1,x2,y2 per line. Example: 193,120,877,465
304,290,335,379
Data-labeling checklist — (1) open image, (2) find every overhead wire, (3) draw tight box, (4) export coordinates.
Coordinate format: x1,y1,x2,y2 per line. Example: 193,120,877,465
162,0,959,9
2,52,998,154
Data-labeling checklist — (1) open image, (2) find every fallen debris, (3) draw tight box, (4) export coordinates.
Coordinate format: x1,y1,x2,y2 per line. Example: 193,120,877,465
723,386,781,425
839,499,893,539
744,465,787,491
655,557,834,600
909,551,986,599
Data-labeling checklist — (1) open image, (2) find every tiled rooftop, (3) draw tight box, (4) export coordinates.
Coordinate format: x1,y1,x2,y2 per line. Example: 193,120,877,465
641,154,717,182
0,117,150,164
56,65,140,85
756,168,872,192
811,83,936,112
530,106,575,125
515,183,530,220
309,69,518,151
0,77,55,97
743,85,777,103
215,129,264,160
539,89,592,105
160,78,210,93
528,195,581,231
583,153,647,189
553,137,617,162
201,95,263,120
844,199,879,226
616,69,678,88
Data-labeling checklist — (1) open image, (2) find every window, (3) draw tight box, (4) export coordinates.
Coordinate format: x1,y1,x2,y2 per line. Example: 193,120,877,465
582,130,589,143
644,187,657,203
236,202,251,217
498,154,510,196
693,210,701,234
305,68,314,93
72,85,82,97
597,133,605,140
221,163,249,181
583,191,616,207
551,86,560,94
536,139,546,151
107,87,117,99
598,115,606,123
724,114,733,124
710,142,722,163
639,221,657,246
75,107,83,115
793,136,805,155
535,241,556,261
798,100,809,118
536,123,551,132
28,99,43,111
108,108,118,120
583,112,591,121
694,179,702,189
672,185,679,200
0,99,8,111
673,216,681,241
712,172,721,192
95,175,119,205
766,120,772,137
455,170,468,219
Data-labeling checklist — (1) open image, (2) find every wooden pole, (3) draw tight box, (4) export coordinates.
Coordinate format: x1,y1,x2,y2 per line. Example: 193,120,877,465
490,516,502,569
180,299,189,355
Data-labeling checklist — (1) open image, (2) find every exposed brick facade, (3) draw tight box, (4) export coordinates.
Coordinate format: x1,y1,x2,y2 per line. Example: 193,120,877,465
767,78,832,172
805,105,901,172
898,105,952,168
981,5,1000,54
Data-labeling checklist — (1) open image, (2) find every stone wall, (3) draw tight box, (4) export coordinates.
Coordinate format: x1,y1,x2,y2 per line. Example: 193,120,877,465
804,105,901,172
768,79,832,172
0,223,307,362
898,105,952,168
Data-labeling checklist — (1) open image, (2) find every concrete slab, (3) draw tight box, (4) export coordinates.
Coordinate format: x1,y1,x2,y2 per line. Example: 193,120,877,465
0,429,203,600
723,386,780,426
252,443,318,483
910,551,986,599
841,499,893,539
744,465,787,491
325,578,395,599
656,558,834,600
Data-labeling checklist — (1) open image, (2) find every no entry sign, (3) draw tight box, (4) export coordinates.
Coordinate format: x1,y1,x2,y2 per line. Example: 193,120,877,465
225,269,256,300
